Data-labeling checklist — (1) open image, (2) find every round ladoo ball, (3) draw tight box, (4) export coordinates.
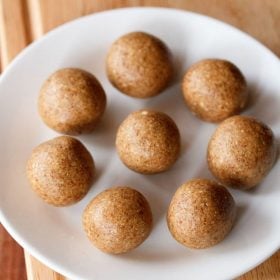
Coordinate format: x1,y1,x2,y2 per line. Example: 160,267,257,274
167,179,236,249
182,59,247,122
38,68,106,135
207,115,277,189
116,110,180,174
83,186,153,254
26,136,95,206
106,31,173,98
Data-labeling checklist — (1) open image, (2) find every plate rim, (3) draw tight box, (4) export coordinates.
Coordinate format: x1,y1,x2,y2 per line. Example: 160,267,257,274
0,7,279,280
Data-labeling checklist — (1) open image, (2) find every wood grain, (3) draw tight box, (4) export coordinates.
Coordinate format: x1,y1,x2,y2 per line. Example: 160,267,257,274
27,0,280,57
0,0,280,279
0,1,29,279
24,253,65,280
0,225,27,280
240,251,280,280
0,0,30,68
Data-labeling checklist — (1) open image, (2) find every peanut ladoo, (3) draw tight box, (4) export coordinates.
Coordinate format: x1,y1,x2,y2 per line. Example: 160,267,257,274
38,68,106,135
26,136,95,206
106,32,173,98
182,59,247,122
83,186,153,254
167,179,236,249
116,110,180,174
207,115,277,189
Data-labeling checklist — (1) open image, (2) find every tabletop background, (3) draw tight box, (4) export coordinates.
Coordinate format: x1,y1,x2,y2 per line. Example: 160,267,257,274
0,0,280,279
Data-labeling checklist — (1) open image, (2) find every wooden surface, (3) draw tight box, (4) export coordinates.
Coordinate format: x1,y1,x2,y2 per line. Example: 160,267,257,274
0,0,280,279
0,225,27,280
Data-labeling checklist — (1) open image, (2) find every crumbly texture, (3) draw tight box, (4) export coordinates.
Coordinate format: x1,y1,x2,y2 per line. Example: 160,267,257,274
116,110,180,174
83,186,153,254
26,136,95,206
167,178,236,249
207,115,277,189
182,59,247,122
38,68,106,135
106,31,173,98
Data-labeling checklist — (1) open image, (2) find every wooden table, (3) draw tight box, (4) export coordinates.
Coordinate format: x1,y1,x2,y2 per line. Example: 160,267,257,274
0,1,280,279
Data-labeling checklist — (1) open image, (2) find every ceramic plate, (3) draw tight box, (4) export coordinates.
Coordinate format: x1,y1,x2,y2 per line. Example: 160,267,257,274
0,7,279,280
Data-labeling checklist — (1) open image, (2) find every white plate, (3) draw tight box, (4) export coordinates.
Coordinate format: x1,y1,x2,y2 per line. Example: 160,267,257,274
0,7,279,280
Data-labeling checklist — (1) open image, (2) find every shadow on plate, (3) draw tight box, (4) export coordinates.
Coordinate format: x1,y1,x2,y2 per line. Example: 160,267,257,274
192,163,213,179
119,246,188,263
245,83,280,125
210,207,272,255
